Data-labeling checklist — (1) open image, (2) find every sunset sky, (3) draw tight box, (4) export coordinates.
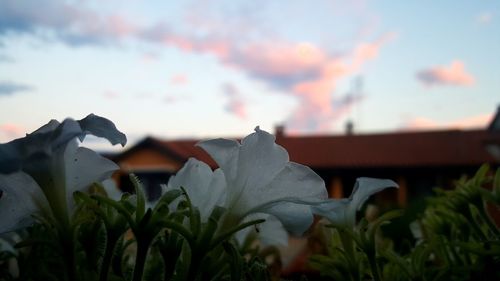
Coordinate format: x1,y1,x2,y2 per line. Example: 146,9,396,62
0,0,498,150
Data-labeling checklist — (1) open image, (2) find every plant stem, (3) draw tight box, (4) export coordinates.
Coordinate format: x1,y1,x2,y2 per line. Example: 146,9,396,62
338,230,360,281
132,239,150,281
58,220,77,281
185,249,202,281
367,252,382,281
99,232,119,281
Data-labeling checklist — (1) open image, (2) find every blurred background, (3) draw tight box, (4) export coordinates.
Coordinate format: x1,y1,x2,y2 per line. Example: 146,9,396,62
2,1,500,276
0,0,498,150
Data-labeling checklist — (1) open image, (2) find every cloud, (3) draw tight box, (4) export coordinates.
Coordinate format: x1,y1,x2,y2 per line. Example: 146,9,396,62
102,91,120,99
0,54,14,63
477,12,493,24
138,21,392,131
0,0,390,132
222,83,247,119
400,113,493,131
0,81,33,96
0,0,137,46
170,74,189,85
416,60,475,87
0,123,24,141
165,35,390,131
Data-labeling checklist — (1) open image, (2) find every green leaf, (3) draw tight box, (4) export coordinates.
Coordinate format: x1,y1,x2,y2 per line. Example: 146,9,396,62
129,174,146,222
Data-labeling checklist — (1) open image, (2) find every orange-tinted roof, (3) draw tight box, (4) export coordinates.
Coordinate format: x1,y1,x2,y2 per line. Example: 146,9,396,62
154,139,217,167
275,129,499,168
119,129,500,169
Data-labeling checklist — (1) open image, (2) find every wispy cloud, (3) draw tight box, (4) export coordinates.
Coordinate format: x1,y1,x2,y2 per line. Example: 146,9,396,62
416,60,475,87
0,0,137,46
400,113,493,130
0,0,390,132
102,91,120,99
138,21,393,131
222,83,247,119
477,12,493,24
0,81,33,96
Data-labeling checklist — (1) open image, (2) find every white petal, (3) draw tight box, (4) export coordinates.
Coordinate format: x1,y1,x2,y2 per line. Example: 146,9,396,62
312,199,349,226
78,114,127,146
344,177,398,227
47,118,83,150
166,158,226,221
101,179,123,201
0,142,21,173
238,162,327,230
31,119,60,134
234,128,289,196
257,215,289,246
65,145,119,210
0,172,48,233
196,138,240,181
234,213,289,247
350,177,398,212
261,203,314,236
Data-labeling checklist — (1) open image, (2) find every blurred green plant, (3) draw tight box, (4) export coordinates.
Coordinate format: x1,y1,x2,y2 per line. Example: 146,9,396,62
309,165,500,281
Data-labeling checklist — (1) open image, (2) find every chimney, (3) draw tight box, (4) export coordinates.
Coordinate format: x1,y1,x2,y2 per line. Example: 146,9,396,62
275,125,285,139
345,120,354,135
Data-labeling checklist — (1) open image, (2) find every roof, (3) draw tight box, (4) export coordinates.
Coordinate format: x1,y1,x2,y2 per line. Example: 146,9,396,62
114,129,500,169
112,137,217,167
276,129,498,168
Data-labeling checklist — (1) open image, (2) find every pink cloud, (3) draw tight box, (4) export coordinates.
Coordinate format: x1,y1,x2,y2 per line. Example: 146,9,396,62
138,23,390,131
0,123,24,141
170,74,189,85
0,0,389,132
417,60,475,87
400,113,493,131
102,91,120,99
477,12,493,24
223,83,247,119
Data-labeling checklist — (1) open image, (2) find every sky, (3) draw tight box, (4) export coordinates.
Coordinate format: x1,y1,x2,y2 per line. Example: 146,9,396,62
0,0,499,150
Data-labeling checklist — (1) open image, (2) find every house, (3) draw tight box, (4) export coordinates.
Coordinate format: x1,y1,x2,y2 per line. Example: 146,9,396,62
108,107,500,275
111,107,500,205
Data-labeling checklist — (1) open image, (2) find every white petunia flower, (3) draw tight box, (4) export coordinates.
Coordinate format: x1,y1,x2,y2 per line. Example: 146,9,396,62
0,114,126,233
313,177,398,228
197,126,328,236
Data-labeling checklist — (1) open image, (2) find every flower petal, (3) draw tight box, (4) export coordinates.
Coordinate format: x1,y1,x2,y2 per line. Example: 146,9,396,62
235,213,289,247
166,158,226,221
0,172,47,233
257,215,289,246
350,177,398,212
77,114,127,146
101,179,123,201
196,138,240,181
235,127,289,193
312,199,349,226
261,203,314,235
237,162,327,232
0,143,21,173
64,144,120,209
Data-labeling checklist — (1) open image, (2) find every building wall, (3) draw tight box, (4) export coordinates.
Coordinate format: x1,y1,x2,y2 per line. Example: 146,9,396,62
117,148,181,172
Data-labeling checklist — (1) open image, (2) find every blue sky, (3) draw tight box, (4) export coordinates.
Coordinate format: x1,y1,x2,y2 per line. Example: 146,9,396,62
0,0,498,150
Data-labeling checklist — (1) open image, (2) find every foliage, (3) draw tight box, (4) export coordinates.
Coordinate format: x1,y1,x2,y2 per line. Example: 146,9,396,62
309,164,500,281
